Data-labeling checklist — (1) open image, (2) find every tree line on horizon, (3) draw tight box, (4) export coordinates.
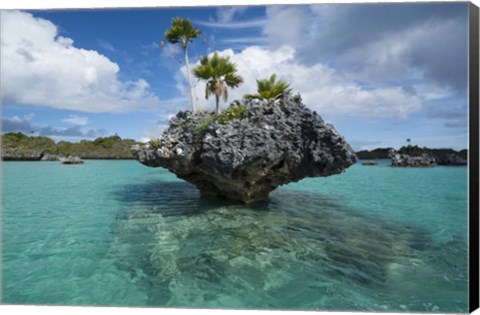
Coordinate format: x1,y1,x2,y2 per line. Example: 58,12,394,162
1,132,140,160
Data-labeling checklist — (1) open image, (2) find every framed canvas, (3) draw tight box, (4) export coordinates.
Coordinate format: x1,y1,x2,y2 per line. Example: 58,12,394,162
1,1,479,314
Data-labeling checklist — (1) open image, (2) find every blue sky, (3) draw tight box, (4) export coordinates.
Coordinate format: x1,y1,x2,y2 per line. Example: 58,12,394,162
1,3,470,150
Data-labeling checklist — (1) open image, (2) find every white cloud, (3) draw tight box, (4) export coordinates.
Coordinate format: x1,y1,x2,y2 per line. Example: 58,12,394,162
179,46,422,118
97,39,116,52
263,4,467,91
339,18,467,89
263,6,309,47
61,115,89,126
37,125,105,138
141,122,169,142
141,97,189,141
162,43,180,59
2,113,36,133
196,18,267,29
24,113,36,121
221,37,268,45
216,6,248,23
2,113,107,139
1,10,161,113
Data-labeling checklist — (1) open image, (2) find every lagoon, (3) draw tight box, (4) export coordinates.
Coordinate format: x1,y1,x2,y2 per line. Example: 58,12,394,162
1,160,468,311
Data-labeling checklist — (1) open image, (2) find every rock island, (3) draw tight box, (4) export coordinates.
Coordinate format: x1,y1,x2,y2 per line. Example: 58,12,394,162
132,94,357,203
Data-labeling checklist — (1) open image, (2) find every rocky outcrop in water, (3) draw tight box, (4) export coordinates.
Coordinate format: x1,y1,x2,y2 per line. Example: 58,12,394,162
60,155,84,164
389,149,436,167
132,95,356,203
40,154,61,161
358,147,467,166
1,148,44,161
431,152,467,166
361,160,378,166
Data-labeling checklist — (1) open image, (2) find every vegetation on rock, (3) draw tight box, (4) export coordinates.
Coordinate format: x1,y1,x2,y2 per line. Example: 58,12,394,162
193,51,243,115
397,145,466,158
150,138,160,150
216,103,248,124
356,148,393,159
192,103,248,132
1,133,56,160
244,73,291,104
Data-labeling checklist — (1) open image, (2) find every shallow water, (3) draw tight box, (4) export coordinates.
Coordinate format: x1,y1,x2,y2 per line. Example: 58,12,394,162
2,160,468,311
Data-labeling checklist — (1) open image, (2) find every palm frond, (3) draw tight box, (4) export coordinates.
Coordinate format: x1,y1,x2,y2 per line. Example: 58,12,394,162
225,73,243,88
192,65,215,80
164,17,201,48
243,93,262,100
192,51,243,111
244,73,291,102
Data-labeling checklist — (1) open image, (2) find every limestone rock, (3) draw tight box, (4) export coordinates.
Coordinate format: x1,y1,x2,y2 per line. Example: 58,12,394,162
60,155,84,164
433,153,467,166
41,154,61,161
389,149,436,167
1,148,44,161
132,95,357,203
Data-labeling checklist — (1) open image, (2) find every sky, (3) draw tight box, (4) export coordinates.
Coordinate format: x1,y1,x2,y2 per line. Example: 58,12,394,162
0,2,471,150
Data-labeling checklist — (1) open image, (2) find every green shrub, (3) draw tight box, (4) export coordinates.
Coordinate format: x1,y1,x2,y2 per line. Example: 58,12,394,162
193,104,248,132
217,104,247,124
150,138,160,149
193,113,216,132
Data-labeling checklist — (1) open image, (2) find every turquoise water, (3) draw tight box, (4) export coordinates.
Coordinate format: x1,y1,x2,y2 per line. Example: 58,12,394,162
2,160,468,312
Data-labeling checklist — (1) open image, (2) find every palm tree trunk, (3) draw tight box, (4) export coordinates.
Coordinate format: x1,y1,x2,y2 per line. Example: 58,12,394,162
215,94,220,115
183,47,196,112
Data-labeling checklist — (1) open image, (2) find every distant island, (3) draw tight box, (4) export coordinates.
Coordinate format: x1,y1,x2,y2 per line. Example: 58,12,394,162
357,146,468,166
1,132,140,161
2,131,468,167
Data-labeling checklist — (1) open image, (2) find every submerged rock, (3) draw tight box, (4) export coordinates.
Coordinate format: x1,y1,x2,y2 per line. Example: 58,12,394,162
132,95,356,203
361,160,378,166
110,188,431,308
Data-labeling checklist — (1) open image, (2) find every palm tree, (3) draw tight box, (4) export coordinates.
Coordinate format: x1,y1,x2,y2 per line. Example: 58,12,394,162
243,74,291,104
192,52,243,115
164,17,201,111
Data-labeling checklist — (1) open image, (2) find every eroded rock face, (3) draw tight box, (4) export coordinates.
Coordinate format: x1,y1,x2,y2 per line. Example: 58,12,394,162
132,95,357,203
433,153,467,166
60,155,84,164
1,148,44,161
389,149,436,167
41,154,61,161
